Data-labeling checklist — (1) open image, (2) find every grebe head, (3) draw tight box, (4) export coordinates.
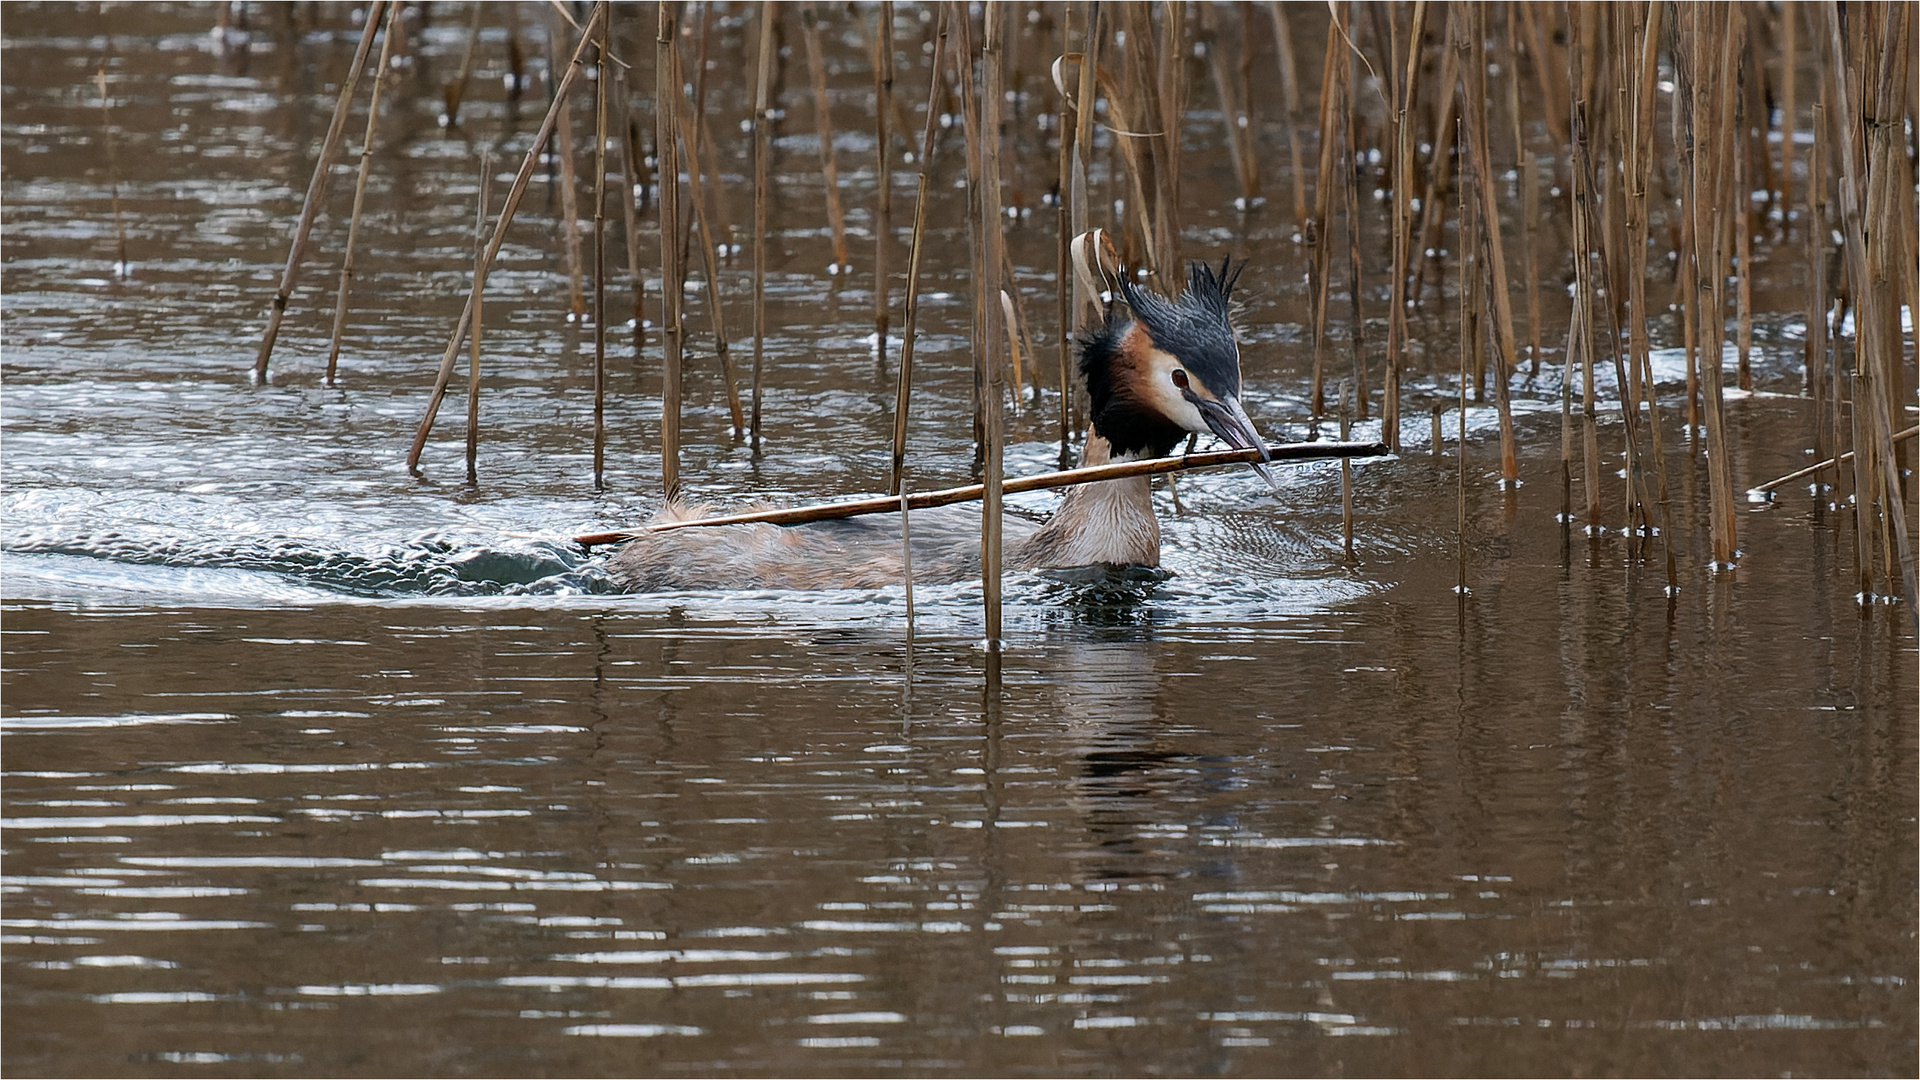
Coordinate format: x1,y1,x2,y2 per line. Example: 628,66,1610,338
1081,258,1278,488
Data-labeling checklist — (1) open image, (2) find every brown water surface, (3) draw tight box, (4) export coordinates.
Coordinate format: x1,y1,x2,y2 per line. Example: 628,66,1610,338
3,5,1914,1077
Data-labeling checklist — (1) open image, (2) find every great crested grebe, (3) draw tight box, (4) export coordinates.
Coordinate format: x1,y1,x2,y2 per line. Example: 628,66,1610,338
608,258,1273,592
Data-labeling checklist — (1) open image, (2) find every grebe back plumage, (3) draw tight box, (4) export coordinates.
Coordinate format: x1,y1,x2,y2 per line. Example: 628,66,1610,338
608,258,1271,592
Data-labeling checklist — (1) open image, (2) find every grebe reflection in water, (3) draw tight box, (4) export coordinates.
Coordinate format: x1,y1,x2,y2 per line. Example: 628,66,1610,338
608,259,1275,593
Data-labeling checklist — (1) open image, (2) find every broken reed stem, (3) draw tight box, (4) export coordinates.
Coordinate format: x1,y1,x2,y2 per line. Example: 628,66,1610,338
591,20,608,489
800,1,850,274
982,3,1007,648
1754,426,1920,494
253,0,384,382
405,1,608,475
550,6,587,322
442,1,482,127
656,0,684,498
576,440,1390,546
466,155,489,484
751,1,777,454
873,2,895,364
325,0,400,387
889,2,948,496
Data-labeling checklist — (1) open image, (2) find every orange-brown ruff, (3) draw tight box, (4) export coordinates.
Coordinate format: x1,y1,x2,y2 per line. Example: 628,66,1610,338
608,259,1270,592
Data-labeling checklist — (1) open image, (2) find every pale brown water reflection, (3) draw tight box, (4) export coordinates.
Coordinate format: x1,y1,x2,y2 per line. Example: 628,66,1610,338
3,3,1914,1076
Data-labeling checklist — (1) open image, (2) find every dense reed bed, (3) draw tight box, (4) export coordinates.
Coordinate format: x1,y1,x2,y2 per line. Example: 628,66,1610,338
252,1,1917,621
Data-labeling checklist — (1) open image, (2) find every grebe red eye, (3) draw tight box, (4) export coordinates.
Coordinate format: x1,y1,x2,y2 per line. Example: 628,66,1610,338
1171,369,1189,389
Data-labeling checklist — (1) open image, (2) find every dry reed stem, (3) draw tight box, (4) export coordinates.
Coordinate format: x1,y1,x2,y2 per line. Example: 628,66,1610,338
873,3,895,365
950,5,986,461
1688,2,1742,567
982,2,1007,647
1808,96,1831,465
591,19,609,489
1053,4,1076,462
800,2,850,274
1408,39,1457,307
1754,425,1920,493
466,155,489,484
1339,4,1366,421
612,26,646,377
550,7,587,321
405,1,607,475
751,1,777,454
889,2,948,496
1307,17,1341,416
655,0,683,498
324,0,399,387
1067,3,1100,324
575,440,1389,545
253,1,384,382
1383,2,1422,455
1452,4,1516,482
1818,0,1917,613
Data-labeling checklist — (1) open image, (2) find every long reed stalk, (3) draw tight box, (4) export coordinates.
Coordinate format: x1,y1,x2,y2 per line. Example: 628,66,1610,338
751,1,777,454
981,3,1007,648
1053,4,1076,464
873,2,895,364
550,6,587,322
405,1,608,475
655,0,684,498
253,0,384,382
1306,17,1342,416
1339,3,1366,421
1383,2,1422,454
577,439,1389,545
466,156,489,484
1453,4,1516,483
324,0,399,387
889,3,948,495
591,18,609,489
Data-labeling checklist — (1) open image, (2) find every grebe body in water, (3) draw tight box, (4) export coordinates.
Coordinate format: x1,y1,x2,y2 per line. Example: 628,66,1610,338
608,259,1273,592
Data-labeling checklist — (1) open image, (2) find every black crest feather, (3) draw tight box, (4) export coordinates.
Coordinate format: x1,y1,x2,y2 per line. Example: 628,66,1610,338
1076,257,1248,458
